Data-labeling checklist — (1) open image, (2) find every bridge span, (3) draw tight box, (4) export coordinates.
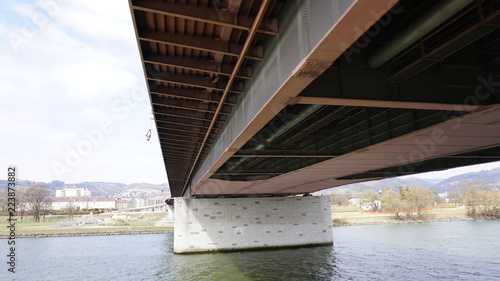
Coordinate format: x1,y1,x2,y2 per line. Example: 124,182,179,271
128,0,500,252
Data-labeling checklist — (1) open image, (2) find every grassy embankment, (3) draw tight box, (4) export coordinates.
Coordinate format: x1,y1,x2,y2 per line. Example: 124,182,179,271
331,203,470,226
0,211,173,237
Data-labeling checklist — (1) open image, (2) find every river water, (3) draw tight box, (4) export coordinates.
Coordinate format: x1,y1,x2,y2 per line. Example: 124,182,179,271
2,220,499,281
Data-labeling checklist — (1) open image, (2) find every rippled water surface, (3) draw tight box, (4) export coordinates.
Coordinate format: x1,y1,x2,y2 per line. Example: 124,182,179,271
3,220,499,280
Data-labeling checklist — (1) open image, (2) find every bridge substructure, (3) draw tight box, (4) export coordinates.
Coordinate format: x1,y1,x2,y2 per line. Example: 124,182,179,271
129,0,500,252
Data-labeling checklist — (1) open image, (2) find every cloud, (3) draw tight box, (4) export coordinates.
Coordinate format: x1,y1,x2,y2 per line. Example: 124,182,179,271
56,0,136,45
0,0,166,185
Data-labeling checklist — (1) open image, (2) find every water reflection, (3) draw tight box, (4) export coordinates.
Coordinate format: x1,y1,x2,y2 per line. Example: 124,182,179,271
9,221,499,281
154,235,337,281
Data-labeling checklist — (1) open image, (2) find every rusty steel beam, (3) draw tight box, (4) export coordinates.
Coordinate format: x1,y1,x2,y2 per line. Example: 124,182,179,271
182,0,272,195
156,126,206,135
214,172,285,175
164,161,191,166
163,154,193,161
146,69,244,94
388,6,500,80
231,155,336,158
138,30,264,60
163,147,195,154
151,95,233,115
162,137,202,145
150,86,238,105
157,126,205,134
156,118,209,129
130,0,278,35
292,97,486,112
156,123,208,135
162,150,196,158
143,53,252,79
155,115,224,130
158,132,202,142
156,122,213,133
158,132,198,139
233,150,338,158
158,129,204,138
165,139,215,148
163,149,208,158
153,106,225,123
163,142,200,150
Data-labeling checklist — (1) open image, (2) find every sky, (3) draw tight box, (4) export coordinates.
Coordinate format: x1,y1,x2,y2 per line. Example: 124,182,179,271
1,0,499,186
1,0,167,184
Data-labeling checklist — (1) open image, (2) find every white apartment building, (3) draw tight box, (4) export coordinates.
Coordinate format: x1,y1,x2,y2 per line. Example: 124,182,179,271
55,187,91,197
51,197,115,211
130,198,145,208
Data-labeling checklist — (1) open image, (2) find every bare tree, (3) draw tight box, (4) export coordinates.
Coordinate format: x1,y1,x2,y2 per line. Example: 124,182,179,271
16,188,28,222
447,189,463,207
0,189,6,215
67,201,77,219
399,186,415,219
381,188,405,219
464,185,480,217
411,186,437,219
24,184,50,222
329,192,351,206
399,186,436,220
362,189,381,212
464,184,500,218
0,187,28,221
479,191,499,217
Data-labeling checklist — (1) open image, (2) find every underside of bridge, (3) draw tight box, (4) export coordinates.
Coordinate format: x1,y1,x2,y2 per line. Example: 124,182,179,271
129,0,500,199
129,0,499,253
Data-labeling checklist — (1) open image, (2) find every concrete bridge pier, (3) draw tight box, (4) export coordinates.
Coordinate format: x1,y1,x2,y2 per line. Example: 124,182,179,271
173,196,333,253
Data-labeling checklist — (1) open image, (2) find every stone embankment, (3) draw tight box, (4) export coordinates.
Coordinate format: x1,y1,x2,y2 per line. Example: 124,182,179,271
0,229,173,239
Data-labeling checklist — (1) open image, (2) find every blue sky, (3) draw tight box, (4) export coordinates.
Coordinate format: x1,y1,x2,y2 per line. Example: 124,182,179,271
1,0,499,186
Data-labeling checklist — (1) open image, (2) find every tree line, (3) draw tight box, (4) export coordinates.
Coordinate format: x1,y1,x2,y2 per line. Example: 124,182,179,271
331,182,500,220
0,184,51,222
447,181,500,218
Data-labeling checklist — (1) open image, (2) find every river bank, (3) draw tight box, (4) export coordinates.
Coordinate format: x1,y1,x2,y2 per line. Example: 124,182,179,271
0,229,173,239
332,217,479,227
331,204,478,226
0,213,175,239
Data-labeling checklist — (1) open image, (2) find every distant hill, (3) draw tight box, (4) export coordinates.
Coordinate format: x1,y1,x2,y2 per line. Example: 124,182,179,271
322,168,500,194
420,178,445,186
433,168,500,192
122,182,168,192
323,177,434,194
67,182,126,196
0,180,170,197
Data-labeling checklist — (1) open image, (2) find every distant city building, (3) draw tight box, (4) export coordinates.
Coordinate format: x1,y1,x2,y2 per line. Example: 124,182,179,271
55,187,91,197
146,197,166,206
51,196,115,211
116,200,130,210
130,198,145,208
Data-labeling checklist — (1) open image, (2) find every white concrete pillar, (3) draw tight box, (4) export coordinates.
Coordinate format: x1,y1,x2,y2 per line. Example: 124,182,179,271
166,204,175,220
174,196,333,253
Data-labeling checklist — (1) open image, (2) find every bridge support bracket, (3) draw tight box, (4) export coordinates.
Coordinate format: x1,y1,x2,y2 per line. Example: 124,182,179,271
173,196,333,253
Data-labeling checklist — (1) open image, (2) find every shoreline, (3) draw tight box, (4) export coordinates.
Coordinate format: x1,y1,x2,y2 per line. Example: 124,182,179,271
332,217,485,227
3,217,495,238
0,229,173,239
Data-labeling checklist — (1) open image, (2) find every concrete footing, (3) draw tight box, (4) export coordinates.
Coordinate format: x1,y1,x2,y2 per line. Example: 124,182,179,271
173,196,333,253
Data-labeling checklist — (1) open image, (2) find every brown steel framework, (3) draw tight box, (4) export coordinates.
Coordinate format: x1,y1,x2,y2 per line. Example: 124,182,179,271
129,0,285,196
130,0,500,198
